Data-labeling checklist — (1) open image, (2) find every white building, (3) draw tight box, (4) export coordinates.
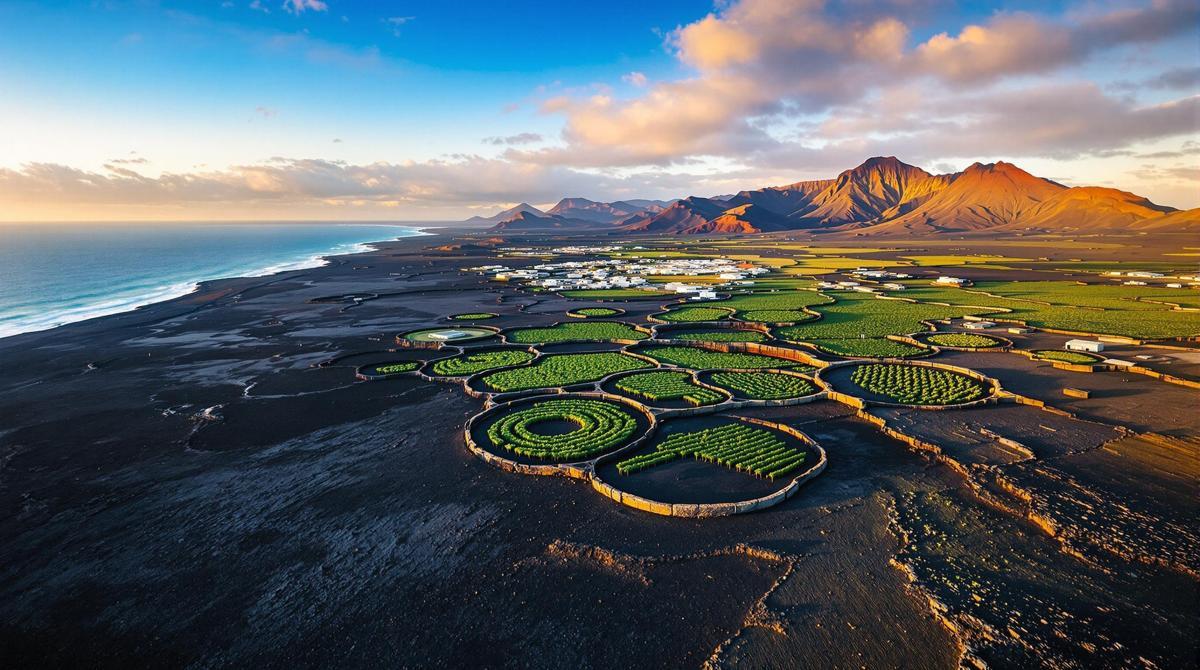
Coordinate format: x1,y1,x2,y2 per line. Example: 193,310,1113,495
1065,339,1104,353
962,321,994,330
936,276,967,286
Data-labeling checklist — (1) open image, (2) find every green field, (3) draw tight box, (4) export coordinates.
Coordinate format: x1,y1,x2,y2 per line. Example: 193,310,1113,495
809,338,929,358
569,307,621,317
479,352,653,392
613,371,725,407
506,321,647,344
429,350,535,376
658,306,733,322
485,398,639,460
616,422,806,480
849,363,988,405
639,345,796,370
926,333,1005,348
775,294,986,341
1031,349,1104,364
713,291,832,322
887,281,1200,339
708,371,816,400
669,330,767,343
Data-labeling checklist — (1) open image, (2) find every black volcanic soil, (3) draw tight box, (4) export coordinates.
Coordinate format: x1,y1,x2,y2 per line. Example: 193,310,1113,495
0,231,1195,669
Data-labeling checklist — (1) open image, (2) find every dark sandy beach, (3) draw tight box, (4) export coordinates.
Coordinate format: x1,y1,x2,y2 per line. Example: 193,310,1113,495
1,232,1195,669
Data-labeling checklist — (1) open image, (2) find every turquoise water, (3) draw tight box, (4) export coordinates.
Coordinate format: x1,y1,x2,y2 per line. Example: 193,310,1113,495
0,223,429,338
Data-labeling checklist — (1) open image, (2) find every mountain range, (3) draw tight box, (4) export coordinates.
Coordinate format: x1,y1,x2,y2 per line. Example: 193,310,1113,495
467,157,1197,235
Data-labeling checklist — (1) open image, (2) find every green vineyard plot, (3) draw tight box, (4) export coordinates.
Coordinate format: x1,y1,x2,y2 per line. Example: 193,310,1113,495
657,306,733,322
611,371,725,407
478,352,653,392
483,398,641,461
925,332,1005,348
638,345,798,370
808,337,929,358
506,321,648,344
846,363,989,405
616,422,806,480
429,350,536,377
706,371,817,400
668,330,768,343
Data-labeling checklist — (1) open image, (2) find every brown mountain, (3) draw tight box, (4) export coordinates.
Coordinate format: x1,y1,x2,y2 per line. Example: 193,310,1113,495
1130,207,1200,230
488,210,599,232
618,196,729,233
465,202,546,224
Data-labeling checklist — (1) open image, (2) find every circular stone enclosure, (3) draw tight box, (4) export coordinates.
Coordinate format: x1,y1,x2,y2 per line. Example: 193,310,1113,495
397,326,498,347
468,394,653,466
819,361,997,408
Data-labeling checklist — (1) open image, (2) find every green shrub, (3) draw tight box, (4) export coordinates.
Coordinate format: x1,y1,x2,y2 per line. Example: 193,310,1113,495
708,371,816,400
371,362,419,375
616,422,805,480
486,398,638,460
480,352,653,392
430,350,535,376
450,313,496,320
507,321,647,344
849,363,987,405
613,371,724,406
571,307,620,317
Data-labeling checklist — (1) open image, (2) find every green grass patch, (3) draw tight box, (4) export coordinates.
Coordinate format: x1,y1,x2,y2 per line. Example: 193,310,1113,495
486,398,638,461
616,422,806,480
669,330,767,343
613,371,725,406
658,306,733,322
430,350,535,376
849,363,987,405
1031,349,1104,365
506,321,647,344
776,294,987,341
569,307,621,318
708,371,816,400
449,312,496,320
480,352,653,392
639,345,796,370
926,333,1004,348
809,338,928,358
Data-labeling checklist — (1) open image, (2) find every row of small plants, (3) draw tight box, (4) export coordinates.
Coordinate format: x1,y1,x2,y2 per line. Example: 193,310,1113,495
658,306,733,322
808,338,927,358
616,422,806,480
569,307,621,317
925,332,1003,348
1031,349,1103,364
449,313,496,320
613,371,725,407
506,321,647,344
849,363,987,405
485,398,638,460
776,293,985,340
480,352,652,392
708,371,816,400
669,330,767,343
639,345,795,370
430,350,535,376
370,362,419,375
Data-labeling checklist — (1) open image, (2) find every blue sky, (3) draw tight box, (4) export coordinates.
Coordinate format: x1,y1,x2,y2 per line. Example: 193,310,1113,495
0,0,1196,220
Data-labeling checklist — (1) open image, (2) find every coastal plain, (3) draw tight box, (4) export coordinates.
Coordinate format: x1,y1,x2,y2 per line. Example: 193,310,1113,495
0,230,1197,669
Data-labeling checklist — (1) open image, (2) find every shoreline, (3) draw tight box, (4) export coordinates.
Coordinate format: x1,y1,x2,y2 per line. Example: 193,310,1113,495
0,224,440,341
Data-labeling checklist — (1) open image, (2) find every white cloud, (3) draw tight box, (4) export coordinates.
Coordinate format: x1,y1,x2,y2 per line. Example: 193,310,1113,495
283,0,327,15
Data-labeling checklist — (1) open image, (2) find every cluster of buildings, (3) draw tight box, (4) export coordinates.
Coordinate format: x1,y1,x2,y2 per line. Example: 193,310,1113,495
468,255,769,299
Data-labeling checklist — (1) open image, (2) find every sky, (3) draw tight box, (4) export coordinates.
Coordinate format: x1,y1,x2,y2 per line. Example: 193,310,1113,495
0,0,1196,221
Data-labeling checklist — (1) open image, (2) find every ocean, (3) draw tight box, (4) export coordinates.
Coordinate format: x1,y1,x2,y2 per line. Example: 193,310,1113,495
0,222,430,338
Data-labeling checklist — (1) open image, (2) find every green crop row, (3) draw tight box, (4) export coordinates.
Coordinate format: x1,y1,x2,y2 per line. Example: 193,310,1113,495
486,398,638,460
613,371,725,407
850,363,987,405
571,307,620,317
658,306,733,322
639,345,795,370
1031,349,1103,364
926,333,1003,348
480,352,653,392
775,293,987,341
430,350,535,376
371,362,419,375
506,321,647,344
670,330,767,343
809,338,928,358
616,422,805,480
708,371,816,400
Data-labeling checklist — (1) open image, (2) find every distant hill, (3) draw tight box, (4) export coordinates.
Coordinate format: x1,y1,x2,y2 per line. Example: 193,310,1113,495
468,157,1189,236
464,202,546,225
